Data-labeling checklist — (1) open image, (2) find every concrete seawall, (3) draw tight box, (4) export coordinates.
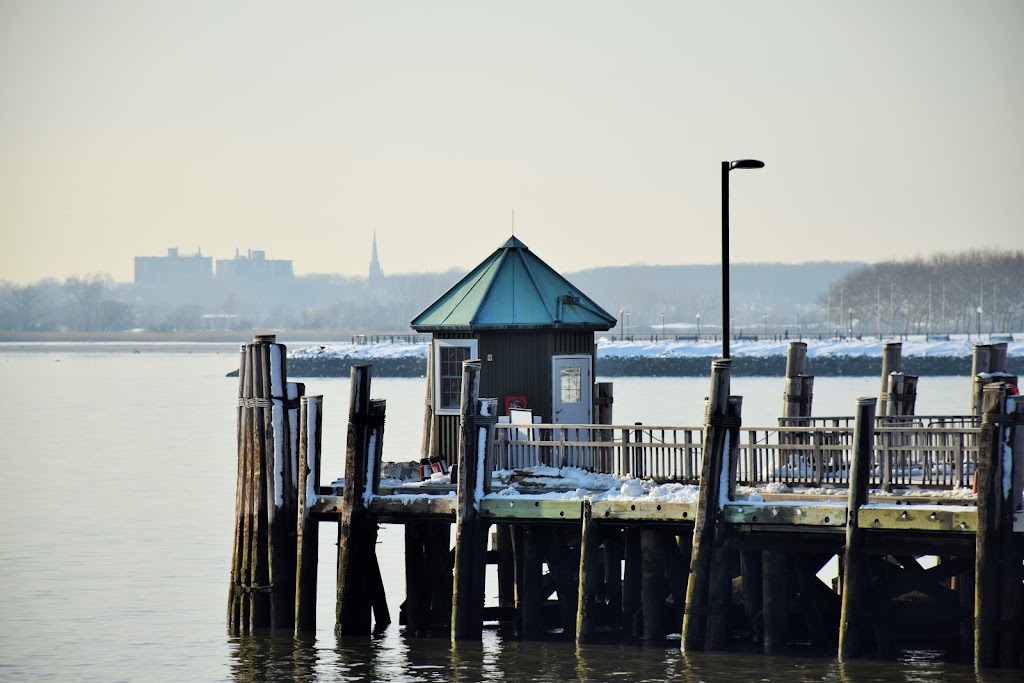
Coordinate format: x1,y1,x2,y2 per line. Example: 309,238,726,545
229,354,990,378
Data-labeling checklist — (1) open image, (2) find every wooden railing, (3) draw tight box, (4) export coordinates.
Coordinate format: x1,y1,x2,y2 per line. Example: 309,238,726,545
492,421,981,490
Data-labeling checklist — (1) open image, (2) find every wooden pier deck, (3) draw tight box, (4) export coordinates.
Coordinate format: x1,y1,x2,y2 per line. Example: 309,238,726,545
228,336,1023,670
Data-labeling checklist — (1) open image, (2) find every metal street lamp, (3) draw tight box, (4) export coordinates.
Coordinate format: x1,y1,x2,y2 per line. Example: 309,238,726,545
848,307,854,339
763,313,767,339
696,313,701,339
722,159,765,358
976,306,983,339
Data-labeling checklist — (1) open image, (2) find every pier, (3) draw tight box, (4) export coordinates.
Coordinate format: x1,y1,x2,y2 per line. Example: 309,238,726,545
228,335,1022,669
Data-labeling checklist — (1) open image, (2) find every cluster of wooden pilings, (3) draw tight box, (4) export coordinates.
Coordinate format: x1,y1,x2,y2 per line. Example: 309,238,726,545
229,335,305,632
228,335,1023,670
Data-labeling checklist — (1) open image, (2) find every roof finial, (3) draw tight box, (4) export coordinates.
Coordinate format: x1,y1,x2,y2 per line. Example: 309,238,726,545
511,208,515,237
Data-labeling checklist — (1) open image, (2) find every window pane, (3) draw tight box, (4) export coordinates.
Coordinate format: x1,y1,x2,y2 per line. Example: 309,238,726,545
560,366,582,403
437,343,474,410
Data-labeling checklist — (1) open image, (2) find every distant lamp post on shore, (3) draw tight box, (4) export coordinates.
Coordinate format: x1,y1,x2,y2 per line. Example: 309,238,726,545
662,311,666,339
847,307,854,339
796,313,802,341
976,306,983,339
696,313,702,339
763,313,768,339
722,158,765,358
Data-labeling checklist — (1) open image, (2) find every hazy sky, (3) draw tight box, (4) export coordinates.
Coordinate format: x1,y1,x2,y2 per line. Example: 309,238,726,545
2,1,1022,284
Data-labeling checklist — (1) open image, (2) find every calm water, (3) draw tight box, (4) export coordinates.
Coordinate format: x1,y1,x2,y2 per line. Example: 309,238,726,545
0,347,1009,682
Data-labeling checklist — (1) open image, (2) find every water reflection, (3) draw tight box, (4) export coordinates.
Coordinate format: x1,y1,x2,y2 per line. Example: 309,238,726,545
228,632,318,683
227,628,1024,683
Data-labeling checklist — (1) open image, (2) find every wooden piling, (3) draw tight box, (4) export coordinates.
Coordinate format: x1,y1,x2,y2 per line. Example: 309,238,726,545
228,343,251,632
516,525,545,639
604,530,624,628
577,507,598,647
681,358,732,652
971,344,993,417
706,396,742,649
425,523,454,629
622,528,641,638
879,343,901,417
451,361,495,641
641,529,668,643
229,335,287,632
989,342,1008,373
403,524,428,633
740,550,764,643
974,384,1023,669
250,340,272,629
336,364,378,635
784,341,807,379
885,373,918,417
762,552,789,653
495,525,516,617
367,398,390,629
267,340,299,630
838,397,878,660
295,395,323,632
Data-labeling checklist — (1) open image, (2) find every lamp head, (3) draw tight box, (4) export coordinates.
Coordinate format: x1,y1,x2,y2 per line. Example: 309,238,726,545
729,159,765,170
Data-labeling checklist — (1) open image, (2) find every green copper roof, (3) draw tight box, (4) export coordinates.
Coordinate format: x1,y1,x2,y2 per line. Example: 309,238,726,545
411,236,616,332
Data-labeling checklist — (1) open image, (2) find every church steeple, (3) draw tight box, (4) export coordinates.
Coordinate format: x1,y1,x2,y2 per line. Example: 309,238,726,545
369,231,385,285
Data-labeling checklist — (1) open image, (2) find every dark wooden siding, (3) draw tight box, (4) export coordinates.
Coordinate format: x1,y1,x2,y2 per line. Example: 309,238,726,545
480,330,597,423
433,414,462,465
430,330,597,465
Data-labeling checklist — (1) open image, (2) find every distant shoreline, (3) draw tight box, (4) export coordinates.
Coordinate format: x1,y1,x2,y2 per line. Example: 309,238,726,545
242,354,987,379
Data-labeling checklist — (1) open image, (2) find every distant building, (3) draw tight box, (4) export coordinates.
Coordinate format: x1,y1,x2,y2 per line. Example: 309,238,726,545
134,247,213,289
368,232,385,287
216,249,294,282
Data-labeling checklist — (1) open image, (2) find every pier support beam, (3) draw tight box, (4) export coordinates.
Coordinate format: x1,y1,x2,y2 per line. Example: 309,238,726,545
451,361,495,641
336,364,387,635
641,529,668,643
515,526,545,639
576,501,603,644
294,395,323,632
974,383,1023,669
838,397,878,660
682,359,739,652
762,552,789,653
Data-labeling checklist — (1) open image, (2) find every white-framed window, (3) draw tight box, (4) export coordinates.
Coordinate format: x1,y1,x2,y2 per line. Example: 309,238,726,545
434,339,478,414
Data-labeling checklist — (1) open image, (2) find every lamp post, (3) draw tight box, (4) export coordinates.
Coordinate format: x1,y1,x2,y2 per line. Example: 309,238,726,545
662,310,666,339
796,313,801,341
722,159,765,358
976,306,983,339
763,313,767,339
696,313,701,339
847,307,854,339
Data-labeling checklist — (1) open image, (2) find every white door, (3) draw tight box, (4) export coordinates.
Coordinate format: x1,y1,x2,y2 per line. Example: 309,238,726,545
552,355,592,424
551,355,592,467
